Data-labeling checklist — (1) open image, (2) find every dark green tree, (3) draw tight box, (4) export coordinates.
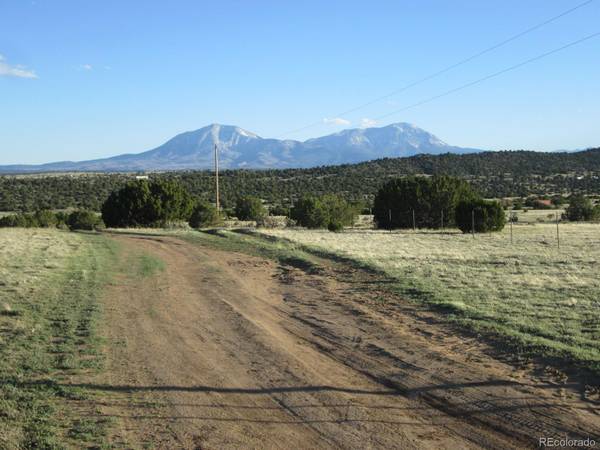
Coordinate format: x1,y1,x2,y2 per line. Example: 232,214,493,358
455,199,506,233
320,194,358,229
101,181,153,227
67,210,102,230
148,179,195,225
235,196,267,221
373,175,476,229
291,197,328,229
565,194,598,221
291,195,357,230
189,201,222,228
101,179,194,228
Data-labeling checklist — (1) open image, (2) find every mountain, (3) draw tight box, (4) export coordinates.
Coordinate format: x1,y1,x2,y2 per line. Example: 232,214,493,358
0,123,483,173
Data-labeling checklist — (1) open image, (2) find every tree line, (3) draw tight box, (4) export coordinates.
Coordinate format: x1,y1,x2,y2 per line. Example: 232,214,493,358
2,174,597,233
1,148,600,212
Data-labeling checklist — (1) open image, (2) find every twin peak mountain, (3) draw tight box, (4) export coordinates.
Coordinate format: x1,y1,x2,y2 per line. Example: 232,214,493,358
2,123,482,173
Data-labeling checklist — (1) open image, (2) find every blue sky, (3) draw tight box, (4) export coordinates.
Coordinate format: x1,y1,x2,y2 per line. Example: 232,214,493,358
0,0,599,164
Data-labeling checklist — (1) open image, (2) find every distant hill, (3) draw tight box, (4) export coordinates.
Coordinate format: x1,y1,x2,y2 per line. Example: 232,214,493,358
1,148,599,212
0,123,481,173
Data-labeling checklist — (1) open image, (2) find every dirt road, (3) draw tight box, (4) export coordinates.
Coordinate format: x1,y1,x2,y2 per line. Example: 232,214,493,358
77,233,599,449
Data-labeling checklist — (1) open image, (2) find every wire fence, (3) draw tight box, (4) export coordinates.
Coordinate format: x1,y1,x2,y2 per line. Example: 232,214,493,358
357,208,568,248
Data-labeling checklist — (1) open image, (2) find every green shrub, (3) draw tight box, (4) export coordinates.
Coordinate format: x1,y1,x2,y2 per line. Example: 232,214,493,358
101,181,153,227
512,198,524,210
290,197,328,229
0,212,56,228
291,195,357,230
373,175,477,229
0,214,29,228
189,201,222,228
235,196,266,221
327,221,343,232
34,210,58,228
321,195,357,229
101,179,194,228
455,199,506,233
67,210,102,230
565,194,598,221
148,179,195,225
54,211,69,226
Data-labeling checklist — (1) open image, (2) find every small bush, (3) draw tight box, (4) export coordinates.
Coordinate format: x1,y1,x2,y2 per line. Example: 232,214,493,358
0,212,59,228
34,210,58,228
189,201,222,228
54,211,69,227
67,210,102,230
455,199,506,233
327,221,343,232
235,196,267,221
0,214,29,228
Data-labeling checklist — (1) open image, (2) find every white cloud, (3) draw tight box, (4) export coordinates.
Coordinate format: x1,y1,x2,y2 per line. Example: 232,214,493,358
360,118,377,128
0,54,37,79
323,117,350,126
80,64,93,71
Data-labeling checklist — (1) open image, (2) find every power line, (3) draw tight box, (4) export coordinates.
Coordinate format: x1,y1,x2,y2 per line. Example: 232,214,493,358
374,30,600,121
278,0,595,137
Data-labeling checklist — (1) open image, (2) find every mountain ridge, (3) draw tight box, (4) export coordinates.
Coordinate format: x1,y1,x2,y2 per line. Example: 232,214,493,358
0,122,482,173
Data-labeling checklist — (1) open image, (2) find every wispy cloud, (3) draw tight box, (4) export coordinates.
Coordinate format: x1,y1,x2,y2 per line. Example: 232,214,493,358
80,64,93,71
0,54,37,79
360,118,377,128
323,117,350,126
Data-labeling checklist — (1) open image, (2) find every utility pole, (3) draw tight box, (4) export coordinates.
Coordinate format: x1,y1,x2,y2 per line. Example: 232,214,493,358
412,209,416,232
471,209,475,239
556,211,560,249
441,210,444,230
214,144,220,212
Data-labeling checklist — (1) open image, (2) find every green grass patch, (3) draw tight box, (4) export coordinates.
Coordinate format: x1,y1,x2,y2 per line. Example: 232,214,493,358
137,254,165,278
0,229,120,449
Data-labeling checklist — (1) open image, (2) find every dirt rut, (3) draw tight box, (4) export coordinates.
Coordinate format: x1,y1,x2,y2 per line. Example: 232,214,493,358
80,234,599,449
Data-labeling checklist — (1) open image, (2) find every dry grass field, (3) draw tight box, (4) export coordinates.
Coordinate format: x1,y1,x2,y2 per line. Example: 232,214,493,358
262,223,600,370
